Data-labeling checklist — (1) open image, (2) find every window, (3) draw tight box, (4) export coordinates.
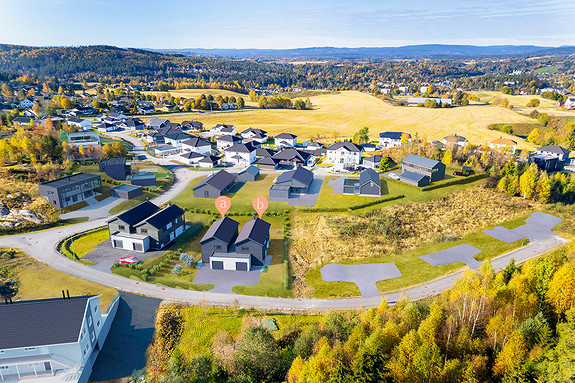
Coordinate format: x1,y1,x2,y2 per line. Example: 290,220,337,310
91,332,95,342
215,245,221,250
88,317,92,326
94,305,97,313
118,225,125,231
97,320,101,327
166,222,172,230
140,228,147,234
241,246,249,251
24,348,36,352
83,349,87,356
0,366,8,370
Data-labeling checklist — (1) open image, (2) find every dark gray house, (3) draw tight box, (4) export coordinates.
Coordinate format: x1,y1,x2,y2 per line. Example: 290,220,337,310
193,170,236,198
110,184,143,199
99,157,131,180
131,172,156,186
108,201,186,252
400,154,445,187
200,216,239,264
529,145,571,172
363,155,383,168
39,172,102,208
341,168,381,196
256,156,281,170
269,167,314,199
237,165,260,182
234,218,271,266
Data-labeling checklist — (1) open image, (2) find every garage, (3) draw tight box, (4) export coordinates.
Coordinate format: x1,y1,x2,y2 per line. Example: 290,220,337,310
235,262,248,271
211,261,224,270
110,184,143,200
209,253,252,271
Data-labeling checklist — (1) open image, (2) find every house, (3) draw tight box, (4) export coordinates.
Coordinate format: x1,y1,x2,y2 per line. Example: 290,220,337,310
241,128,268,144
118,117,144,130
200,217,271,270
216,135,242,151
0,294,118,383
12,116,34,127
237,165,260,182
146,118,170,129
181,137,212,156
95,122,118,132
489,138,518,154
18,98,34,108
108,201,187,252
363,155,383,168
341,168,381,196
269,167,314,199
131,172,156,187
154,144,180,156
272,148,313,168
181,120,203,132
326,142,364,170
66,130,100,148
39,172,103,208
443,134,467,148
110,184,143,199
275,133,297,147
179,151,205,165
192,170,236,198
407,97,452,106
256,147,277,159
379,132,410,148
164,132,191,149
224,142,257,165
529,145,571,171
98,157,131,181
564,97,575,110
107,112,127,121
66,117,93,129
138,106,155,114
256,156,281,170
198,155,222,168
399,154,446,187
210,124,236,135
145,126,183,144
361,143,377,152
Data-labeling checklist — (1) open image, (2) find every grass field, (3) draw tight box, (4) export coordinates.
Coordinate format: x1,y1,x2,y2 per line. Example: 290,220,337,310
150,91,536,148
140,89,256,106
63,227,109,259
534,66,559,74
472,91,557,108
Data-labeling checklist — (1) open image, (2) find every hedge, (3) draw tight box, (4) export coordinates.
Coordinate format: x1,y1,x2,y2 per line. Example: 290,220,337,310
300,194,406,213
421,173,488,191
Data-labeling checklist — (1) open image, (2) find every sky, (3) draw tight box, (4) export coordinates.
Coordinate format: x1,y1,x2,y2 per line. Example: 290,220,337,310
0,0,574,49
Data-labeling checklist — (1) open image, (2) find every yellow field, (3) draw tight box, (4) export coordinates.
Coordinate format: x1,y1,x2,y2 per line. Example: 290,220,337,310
150,91,536,148
141,89,256,105
472,91,557,108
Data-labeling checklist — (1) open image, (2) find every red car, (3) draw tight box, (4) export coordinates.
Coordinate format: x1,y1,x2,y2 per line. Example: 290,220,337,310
118,256,141,265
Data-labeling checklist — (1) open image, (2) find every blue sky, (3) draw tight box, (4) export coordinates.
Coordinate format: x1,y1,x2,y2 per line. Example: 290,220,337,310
0,0,574,48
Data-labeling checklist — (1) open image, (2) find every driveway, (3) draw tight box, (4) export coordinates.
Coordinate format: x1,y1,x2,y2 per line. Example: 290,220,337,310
90,292,160,382
59,197,124,221
269,178,324,207
320,263,402,297
192,256,272,293
419,244,482,269
84,240,165,273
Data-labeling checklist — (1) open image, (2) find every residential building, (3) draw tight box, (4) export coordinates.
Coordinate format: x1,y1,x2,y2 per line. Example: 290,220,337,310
94,122,118,133
272,148,313,168
0,294,118,383
164,132,191,149
255,156,281,170
399,154,446,187
118,117,144,130
342,168,381,196
489,138,518,153
379,132,410,148
237,165,260,182
181,137,212,155
210,124,236,135
145,126,183,144
241,128,268,144
192,170,236,198
12,116,34,127
198,155,222,168
108,201,186,252
98,157,131,181
269,167,314,199
179,151,205,165
17,98,34,108
131,172,156,187
216,135,242,151
110,184,143,199
565,97,575,110
200,216,239,266
274,133,297,147
326,142,364,170
224,142,257,165
529,145,571,172
66,118,92,129
153,144,180,156
66,130,100,148
146,118,170,129
407,97,452,106
443,134,467,148
39,173,103,208
363,155,383,168
181,120,203,132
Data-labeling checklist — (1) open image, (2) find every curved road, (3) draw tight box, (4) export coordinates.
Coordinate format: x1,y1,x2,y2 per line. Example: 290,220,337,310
0,132,567,311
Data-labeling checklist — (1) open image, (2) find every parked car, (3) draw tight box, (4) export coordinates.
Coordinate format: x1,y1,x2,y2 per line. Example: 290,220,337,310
387,172,400,180
119,256,141,264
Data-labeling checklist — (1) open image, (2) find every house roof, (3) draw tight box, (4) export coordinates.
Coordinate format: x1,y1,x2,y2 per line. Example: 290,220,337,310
256,148,276,157
491,138,518,146
39,172,100,188
148,118,170,127
12,116,33,124
181,151,204,160
182,137,211,148
111,184,141,193
217,135,241,143
379,132,409,140
164,132,190,141
139,204,185,230
200,216,239,244
0,295,95,349
272,148,311,162
242,128,267,136
100,156,127,166
235,218,271,246
113,200,160,226
194,170,236,191
359,168,380,186
212,124,235,132
537,145,570,156
403,154,441,169
326,142,363,152
153,126,182,137
239,165,260,177
364,155,383,163
225,142,256,154
256,156,280,166
443,134,467,143
155,144,178,152
275,133,297,139
181,120,203,129
199,155,221,164
276,167,313,186
400,171,428,183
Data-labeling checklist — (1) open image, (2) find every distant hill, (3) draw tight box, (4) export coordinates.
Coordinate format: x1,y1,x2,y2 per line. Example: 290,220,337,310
153,44,575,59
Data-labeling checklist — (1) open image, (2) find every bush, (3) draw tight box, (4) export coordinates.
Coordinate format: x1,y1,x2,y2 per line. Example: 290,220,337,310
172,264,183,275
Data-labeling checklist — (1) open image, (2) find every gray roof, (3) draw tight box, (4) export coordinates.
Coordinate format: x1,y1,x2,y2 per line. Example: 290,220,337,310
242,128,267,136
272,148,311,162
199,155,221,164
359,168,380,186
379,132,408,139
155,144,178,152
225,142,256,154
194,170,236,191
326,142,363,152
140,204,185,230
213,124,235,132
113,200,159,226
364,155,383,163
39,172,100,188
235,218,271,246
181,151,204,160
148,118,170,127
0,296,94,349
256,148,277,157
111,184,141,192
217,135,241,143
400,170,428,183
276,133,297,139
239,165,260,177
537,145,570,156
201,216,239,244
100,156,127,166
182,137,211,148
276,167,313,186
164,132,190,141
403,154,441,169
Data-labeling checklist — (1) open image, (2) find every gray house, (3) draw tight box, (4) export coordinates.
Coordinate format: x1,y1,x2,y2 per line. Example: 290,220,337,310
269,167,314,199
529,145,571,172
108,201,186,252
200,216,239,264
39,172,102,208
110,184,142,199
234,217,271,266
131,172,156,186
363,155,383,168
400,154,446,187
342,168,381,196
98,157,131,180
237,165,260,182
193,170,236,198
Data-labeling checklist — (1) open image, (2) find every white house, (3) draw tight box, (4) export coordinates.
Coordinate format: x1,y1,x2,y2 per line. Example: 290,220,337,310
224,142,257,165
163,132,190,149
180,151,205,165
379,132,410,148
443,134,467,148
0,294,119,383
216,135,242,151
181,137,212,156
241,128,268,144
274,133,297,147
66,118,93,129
326,142,364,170
489,138,518,154
210,124,236,135
66,130,101,148
18,98,34,108
565,97,575,110
95,122,118,132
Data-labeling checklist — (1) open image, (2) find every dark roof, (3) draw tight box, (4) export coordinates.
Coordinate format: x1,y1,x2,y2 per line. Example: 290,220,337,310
326,142,363,152
181,120,203,128
200,216,239,244
113,200,159,226
443,134,467,142
272,148,311,162
100,156,127,166
39,172,100,188
12,116,33,124
153,126,182,137
0,295,94,349
400,171,428,183
235,218,271,246
164,132,190,141
537,145,570,156
148,118,170,127
359,168,380,186
194,170,236,191
276,167,313,186
256,148,276,157
239,165,260,177
217,135,241,143
140,204,185,230
181,151,204,159
364,155,383,163
199,155,221,164
256,156,280,166
242,128,267,135
379,132,409,139
403,154,441,169
276,133,297,139
213,124,235,132
225,142,256,153
182,137,211,148
111,184,141,192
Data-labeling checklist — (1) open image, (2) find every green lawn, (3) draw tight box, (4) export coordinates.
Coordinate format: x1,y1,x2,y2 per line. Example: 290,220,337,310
100,136,134,151
305,213,532,298
107,191,156,215
74,161,174,190
65,227,109,258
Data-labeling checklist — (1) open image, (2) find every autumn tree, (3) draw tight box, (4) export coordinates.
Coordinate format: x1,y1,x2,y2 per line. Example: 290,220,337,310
547,262,575,316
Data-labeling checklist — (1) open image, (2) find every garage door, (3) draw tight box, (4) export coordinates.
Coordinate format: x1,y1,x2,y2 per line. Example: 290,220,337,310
212,261,224,270
113,239,123,248
236,262,248,271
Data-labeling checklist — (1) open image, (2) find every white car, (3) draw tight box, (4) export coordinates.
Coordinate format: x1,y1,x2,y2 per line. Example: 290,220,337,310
387,172,400,180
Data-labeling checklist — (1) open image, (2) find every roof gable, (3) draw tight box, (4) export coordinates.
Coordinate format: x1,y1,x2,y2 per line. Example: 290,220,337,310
235,218,271,246
201,216,239,244
113,200,159,226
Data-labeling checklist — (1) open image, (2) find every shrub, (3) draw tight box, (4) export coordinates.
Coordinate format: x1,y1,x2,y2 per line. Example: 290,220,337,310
172,264,183,275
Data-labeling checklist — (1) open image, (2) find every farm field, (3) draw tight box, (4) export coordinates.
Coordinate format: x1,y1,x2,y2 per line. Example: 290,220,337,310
471,90,575,117
140,88,256,106
151,91,536,148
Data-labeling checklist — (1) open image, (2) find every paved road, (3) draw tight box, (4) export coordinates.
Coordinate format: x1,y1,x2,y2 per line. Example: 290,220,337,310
59,196,124,221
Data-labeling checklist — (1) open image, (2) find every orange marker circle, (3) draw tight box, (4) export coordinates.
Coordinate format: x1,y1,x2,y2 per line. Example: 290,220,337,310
252,196,269,218
215,196,231,217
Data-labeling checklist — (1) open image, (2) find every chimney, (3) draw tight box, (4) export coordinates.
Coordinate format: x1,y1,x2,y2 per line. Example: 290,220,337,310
62,290,66,300
66,290,70,299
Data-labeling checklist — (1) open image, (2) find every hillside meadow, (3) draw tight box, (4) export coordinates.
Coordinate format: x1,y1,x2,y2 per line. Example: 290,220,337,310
148,91,536,148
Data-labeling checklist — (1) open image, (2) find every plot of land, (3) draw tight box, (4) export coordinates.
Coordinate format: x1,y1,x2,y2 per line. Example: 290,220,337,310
484,211,563,243
269,178,324,207
192,256,272,294
320,263,401,297
419,244,482,269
